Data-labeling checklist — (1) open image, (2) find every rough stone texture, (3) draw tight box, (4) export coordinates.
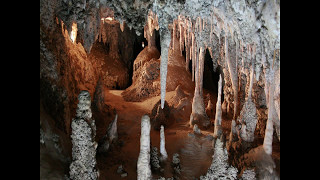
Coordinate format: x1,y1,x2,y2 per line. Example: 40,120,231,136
160,125,168,161
45,1,280,125
137,115,152,180
150,100,172,130
241,146,279,180
97,114,118,153
122,47,161,102
190,94,210,129
69,91,98,180
193,124,201,135
200,135,238,180
172,153,181,178
213,74,223,138
205,99,214,120
238,97,258,143
241,169,256,180
150,146,161,172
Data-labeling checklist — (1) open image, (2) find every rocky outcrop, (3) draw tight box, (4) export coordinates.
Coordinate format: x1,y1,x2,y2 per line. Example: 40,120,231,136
97,114,118,153
122,47,161,102
150,100,172,130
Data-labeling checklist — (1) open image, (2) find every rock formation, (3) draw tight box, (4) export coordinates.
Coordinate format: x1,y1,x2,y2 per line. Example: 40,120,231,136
193,124,201,135
137,115,152,180
150,100,172,130
160,125,168,161
213,74,223,138
172,153,181,179
238,61,258,143
69,91,99,180
98,114,118,153
150,146,161,172
200,135,238,180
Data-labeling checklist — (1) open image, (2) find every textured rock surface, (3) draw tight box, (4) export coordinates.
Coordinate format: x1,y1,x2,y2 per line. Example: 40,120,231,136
98,114,118,153
69,91,98,180
150,100,172,130
137,115,152,180
213,74,223,137
172,153,181,178
160,125,168,161
151,146,161,171
200,135,238,180
193,124,201,135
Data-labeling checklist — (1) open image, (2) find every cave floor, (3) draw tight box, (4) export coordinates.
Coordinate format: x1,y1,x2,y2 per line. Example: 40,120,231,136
40,88,279,179
97,89,216,180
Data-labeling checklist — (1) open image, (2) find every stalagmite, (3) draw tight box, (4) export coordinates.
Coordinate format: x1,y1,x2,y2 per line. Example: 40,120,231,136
190,45,210,128
69,91,98,180
159,27,171,109
213,74,223,138
137,115,152,180
160,125,168,161
263,67,275,155
237,49,258,143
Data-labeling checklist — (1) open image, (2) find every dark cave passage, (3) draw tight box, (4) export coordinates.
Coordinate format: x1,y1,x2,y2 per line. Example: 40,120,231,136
203,49,224,102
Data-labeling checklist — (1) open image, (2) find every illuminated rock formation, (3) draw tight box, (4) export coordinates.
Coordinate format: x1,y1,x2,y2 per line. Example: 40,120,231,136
160,125,168,161
69,91,98,180
137,115,152,180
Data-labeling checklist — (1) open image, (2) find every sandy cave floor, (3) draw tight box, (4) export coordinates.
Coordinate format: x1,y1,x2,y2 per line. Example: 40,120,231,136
97,89,217,180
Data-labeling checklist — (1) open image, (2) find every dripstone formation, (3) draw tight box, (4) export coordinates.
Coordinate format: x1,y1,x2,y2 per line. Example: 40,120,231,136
69,90,99,180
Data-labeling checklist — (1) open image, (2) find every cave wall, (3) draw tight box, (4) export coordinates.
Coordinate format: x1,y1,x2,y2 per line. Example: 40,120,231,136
40,0,280,153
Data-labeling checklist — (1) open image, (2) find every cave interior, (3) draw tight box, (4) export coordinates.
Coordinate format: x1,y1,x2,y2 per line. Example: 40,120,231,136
40,0,280,179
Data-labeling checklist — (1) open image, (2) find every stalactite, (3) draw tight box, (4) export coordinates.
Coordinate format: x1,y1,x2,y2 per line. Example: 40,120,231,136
213,74,223,138
160,125,168,161
263,67,275,155
199,47,205,96
160,27,171,109
120,21,124,32
248,45,254,98
225,37,239,120
192,33,195,82
172,20,175,50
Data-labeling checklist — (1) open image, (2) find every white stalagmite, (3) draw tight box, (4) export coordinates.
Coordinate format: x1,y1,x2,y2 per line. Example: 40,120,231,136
69,91,98,180
263,67,275,155
137,115,152,180
160,27,171,109
160,125,168,161
213,74,223,138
